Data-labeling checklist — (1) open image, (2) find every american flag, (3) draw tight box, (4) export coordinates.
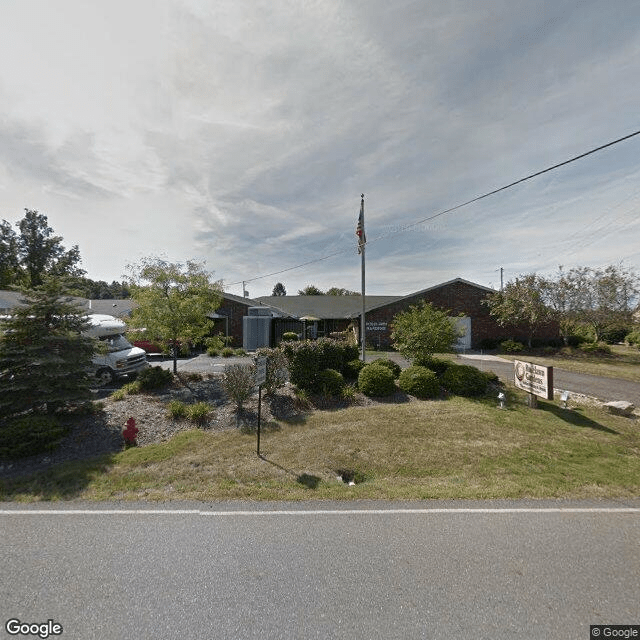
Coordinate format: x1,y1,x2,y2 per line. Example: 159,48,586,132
356,195,366,254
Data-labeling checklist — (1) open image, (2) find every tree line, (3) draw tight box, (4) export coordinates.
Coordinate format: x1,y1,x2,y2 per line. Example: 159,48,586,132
0,209,129,298
485,265,640,347
271,282,359,296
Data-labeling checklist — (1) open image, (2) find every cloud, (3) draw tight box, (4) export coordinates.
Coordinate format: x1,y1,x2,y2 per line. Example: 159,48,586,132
1,0,640,294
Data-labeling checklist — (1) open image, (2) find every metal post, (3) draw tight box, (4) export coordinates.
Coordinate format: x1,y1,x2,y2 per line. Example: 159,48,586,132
257,384,262,456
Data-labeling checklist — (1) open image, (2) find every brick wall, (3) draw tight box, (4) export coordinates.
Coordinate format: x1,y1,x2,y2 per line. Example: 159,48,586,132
362,280,558,349
212,298,251,346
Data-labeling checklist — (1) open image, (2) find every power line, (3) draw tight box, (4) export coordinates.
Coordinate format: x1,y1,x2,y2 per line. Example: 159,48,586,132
226,128,640,287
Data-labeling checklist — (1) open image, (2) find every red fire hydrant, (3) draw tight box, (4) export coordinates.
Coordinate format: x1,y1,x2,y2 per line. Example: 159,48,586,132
123,417,139,447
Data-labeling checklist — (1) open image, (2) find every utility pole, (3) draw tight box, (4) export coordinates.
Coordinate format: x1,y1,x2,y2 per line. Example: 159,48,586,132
500,267,504,291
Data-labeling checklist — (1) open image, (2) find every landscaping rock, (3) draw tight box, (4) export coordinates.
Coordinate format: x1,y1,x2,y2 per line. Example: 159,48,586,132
603,400,635,417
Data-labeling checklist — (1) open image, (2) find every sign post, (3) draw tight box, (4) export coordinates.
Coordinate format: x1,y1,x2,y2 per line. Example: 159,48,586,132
255,357,267,456
514,360,553,408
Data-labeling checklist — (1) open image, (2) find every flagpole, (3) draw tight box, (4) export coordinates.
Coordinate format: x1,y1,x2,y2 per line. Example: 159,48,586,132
360,194,366,362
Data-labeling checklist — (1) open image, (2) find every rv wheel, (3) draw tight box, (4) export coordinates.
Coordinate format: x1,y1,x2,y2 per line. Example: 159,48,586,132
95,368,115,386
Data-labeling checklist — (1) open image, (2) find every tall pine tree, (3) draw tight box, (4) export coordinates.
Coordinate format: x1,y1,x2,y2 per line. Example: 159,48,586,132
0,279,95,422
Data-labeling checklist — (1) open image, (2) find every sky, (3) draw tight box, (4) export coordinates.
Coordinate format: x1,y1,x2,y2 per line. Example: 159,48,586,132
1,0,639,298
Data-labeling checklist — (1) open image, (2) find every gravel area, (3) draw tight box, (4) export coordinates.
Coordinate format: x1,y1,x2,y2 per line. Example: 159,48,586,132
0,374,393,481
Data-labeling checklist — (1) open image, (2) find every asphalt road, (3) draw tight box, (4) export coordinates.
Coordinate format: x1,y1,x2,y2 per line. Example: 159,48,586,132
2,500,639,640
458,354,640,406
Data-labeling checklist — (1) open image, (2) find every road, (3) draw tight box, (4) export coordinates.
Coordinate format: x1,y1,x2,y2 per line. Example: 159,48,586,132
458,354,640,406
2,500,639,639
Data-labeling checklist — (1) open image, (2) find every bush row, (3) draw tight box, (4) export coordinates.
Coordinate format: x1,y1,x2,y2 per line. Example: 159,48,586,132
356,357,492,399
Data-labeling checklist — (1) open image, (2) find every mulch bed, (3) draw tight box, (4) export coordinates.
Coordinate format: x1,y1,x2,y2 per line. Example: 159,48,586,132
0,375,409,481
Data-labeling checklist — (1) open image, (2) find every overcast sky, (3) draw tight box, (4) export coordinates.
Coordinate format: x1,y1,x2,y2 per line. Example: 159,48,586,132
1,0,639,297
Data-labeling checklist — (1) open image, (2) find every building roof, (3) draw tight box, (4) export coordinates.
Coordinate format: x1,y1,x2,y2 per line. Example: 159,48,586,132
254,295,402,320
364,277,496,313
0,290,257,319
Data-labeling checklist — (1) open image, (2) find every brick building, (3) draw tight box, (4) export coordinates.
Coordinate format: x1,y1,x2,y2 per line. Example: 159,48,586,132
259,278,559,350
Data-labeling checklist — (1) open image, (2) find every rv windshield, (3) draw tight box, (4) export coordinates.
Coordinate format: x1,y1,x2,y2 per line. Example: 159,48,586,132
99,334,133,353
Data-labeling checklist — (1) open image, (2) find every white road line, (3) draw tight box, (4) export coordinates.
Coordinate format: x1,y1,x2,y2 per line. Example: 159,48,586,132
0,507,639,516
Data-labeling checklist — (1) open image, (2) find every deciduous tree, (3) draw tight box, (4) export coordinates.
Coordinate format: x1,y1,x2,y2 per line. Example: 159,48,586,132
125,258,223,373
391,301,462,361
297,284,324,295
485,274,555,348
272,282,287,296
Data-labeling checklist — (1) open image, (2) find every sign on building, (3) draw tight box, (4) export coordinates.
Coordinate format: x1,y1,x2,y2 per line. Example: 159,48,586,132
514,360,553,400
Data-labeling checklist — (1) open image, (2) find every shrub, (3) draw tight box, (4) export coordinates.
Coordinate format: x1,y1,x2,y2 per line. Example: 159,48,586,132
221,364,256,412
579,342,612,355
571,324,596,344
500,340,524,353
112,381,141,399
206,347,220,357
414,355,451,378
398,366,440,399
0,414,69,459
342,358,365,380
186,402,212,424
204,336,225,351
281,332,299,342
441,364,488,397
167,400,187,419
341,384,358,401
567,334,588,347
357,363,396,397
600,325,631,344
221,347,235,358
482,371,500,385
626,329,640,347
234,348,247,356
253,347,289,394
138,366,173,390
371,358,401,379
281,339,357,391
316,369,345,397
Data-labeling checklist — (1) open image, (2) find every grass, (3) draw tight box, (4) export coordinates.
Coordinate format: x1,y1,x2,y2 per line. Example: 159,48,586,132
2,386,639,502
498,344,640,383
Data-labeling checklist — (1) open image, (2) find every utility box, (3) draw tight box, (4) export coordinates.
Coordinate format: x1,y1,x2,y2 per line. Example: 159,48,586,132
248,306,272,316
243,315,271,351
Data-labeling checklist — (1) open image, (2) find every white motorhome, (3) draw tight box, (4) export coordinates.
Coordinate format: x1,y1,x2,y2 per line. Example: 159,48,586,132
85,314,148,385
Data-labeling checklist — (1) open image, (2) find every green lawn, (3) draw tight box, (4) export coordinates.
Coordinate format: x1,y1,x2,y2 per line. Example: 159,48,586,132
498,344,640,383
2,387,639,502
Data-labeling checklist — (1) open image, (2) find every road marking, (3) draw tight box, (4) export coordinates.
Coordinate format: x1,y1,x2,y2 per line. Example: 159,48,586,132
1,507,639,516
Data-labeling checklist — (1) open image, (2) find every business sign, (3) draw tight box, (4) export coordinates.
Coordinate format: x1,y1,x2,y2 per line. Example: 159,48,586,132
255,357,267,386
366,321,388,332
514,360,553,400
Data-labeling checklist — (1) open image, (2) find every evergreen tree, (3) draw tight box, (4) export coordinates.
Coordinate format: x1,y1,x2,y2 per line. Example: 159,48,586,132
0,279,95,423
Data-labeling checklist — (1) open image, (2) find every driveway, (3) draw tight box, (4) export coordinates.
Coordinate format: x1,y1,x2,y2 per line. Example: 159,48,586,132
458,353,640,406
147,351,640,407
